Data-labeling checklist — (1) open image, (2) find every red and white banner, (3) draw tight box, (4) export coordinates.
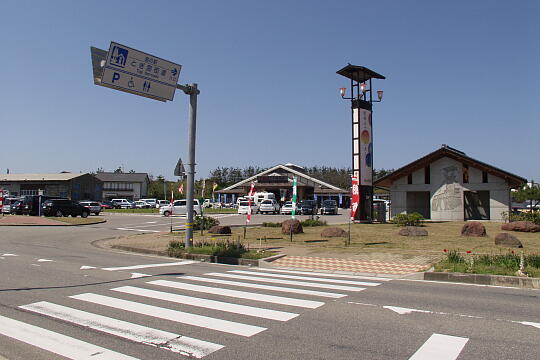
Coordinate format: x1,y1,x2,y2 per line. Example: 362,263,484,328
247,182,255,223
351,176,359,220
178,183,184,194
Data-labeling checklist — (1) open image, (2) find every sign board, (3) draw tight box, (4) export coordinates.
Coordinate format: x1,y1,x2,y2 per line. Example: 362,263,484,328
174,158,186,177
99,42,181,102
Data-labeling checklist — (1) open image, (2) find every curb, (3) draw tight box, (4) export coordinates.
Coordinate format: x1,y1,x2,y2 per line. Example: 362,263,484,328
424,272,540,289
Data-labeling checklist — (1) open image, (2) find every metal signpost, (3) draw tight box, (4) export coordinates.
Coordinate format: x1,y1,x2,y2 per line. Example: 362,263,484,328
91,42,199,247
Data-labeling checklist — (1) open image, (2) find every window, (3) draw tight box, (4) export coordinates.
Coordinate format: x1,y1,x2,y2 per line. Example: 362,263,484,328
424,165,430,184
463,164,469,183
407,174,413,184
482,171,488,183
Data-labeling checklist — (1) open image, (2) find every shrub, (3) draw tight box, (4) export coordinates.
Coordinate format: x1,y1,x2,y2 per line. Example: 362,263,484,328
193,215,219,230
392,212,424,227
189,240,247,257
301,219,327,227
167,240,185,258
262,222,282,227
446,249,465,264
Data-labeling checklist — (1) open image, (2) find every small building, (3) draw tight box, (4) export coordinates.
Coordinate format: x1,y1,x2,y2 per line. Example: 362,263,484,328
216,163,349,206
94,172,150,201
0,173,103,201
374,145,526,221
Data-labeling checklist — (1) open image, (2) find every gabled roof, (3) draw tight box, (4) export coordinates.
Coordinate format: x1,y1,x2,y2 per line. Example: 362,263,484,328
94,172,149,183
374,145,526,188
218,164,346,192
0,173,90,182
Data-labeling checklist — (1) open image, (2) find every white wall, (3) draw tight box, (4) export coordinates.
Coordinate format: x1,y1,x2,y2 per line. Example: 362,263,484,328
390,156,511,221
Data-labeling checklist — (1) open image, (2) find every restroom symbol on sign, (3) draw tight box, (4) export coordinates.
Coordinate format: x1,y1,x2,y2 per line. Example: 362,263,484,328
110,46,128,68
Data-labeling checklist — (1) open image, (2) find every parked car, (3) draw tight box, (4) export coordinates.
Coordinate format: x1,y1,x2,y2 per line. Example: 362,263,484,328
42,199,90,217
22,195,65,216
160,199,202,217
2,198,20,214
238,200,259,215
111,199,133,209
259,199,280,214
133,200,150,209
280,201,295,215
79,201,101,215
320,200,338,215
100,201,114,209
140,198,157,208
299,200,318,215
156,200,171,208
10,200,25,215
202,199,212,208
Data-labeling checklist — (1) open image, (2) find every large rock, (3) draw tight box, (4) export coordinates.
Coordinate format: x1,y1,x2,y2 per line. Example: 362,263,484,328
321,227,348,238
398,226,428,236
461,222,487,237
281,219,303,234
501,221,540,233
208,225,232,234
495,233,523,248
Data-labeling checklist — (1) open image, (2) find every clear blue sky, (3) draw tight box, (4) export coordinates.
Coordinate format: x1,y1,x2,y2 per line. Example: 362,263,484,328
1,0,538,181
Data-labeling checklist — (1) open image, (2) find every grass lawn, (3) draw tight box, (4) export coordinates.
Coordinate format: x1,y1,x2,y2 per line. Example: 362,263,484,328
178,221,540,256
103,208,158,214
46,216,105,225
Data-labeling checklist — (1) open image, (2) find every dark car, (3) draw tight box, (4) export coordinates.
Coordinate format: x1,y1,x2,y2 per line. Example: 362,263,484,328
320,200,338,215
298,200,318,215
42,199,90,218
9,200,25,215
22,195,65,216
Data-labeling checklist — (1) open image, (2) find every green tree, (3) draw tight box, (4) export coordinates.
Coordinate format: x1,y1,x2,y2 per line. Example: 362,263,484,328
512,182,540,209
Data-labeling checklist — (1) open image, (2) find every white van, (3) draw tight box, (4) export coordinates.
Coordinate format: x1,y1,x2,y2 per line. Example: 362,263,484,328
140,198,157,208
160,199,202,217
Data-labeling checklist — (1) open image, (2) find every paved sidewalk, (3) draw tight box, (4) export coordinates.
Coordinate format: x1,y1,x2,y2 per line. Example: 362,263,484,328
0,215,67,226
271,255,434,275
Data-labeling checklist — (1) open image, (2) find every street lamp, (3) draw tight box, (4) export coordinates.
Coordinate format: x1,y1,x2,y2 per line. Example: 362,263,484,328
337,64,385,222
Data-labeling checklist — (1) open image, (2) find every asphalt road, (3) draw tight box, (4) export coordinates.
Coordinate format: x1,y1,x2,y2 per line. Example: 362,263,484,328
0,216,538,359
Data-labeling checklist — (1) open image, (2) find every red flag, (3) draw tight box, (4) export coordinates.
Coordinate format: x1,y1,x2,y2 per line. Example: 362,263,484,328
351,176,359,220
178,183,184,194
247,182,256,223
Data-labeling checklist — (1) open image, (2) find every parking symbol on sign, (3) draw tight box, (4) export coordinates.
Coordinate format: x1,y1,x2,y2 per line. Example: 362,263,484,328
110,46,128,68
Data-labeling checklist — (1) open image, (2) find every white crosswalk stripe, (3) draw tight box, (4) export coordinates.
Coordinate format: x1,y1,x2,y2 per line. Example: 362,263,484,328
150,279,325,308
20,301,223,358
228,270,382,286
0,314,139,360
70,293,266,337
4,267,385,358
112,286,299,321
254,268,392,281
182,275,346,298
205,272,367,291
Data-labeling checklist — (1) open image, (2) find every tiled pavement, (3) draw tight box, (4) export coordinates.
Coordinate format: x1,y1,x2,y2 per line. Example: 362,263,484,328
271,255,436,275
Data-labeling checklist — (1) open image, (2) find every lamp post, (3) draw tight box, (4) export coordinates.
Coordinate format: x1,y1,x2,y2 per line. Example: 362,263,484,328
337,64,385,222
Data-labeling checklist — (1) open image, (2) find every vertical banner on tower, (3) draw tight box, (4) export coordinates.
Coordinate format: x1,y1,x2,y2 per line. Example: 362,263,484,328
247,182,255,223
358,108,373,186
351,176,359,220
291,176,297,219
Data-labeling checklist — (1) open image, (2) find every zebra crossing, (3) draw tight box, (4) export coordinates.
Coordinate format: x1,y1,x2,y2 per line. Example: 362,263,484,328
5,267,388,359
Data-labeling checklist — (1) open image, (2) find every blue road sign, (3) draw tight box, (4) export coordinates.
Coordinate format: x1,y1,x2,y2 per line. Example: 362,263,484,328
100,42,182,102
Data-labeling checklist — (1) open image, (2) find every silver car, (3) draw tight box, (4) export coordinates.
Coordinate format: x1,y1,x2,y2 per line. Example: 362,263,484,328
79,201,101,215
259,199,280,214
